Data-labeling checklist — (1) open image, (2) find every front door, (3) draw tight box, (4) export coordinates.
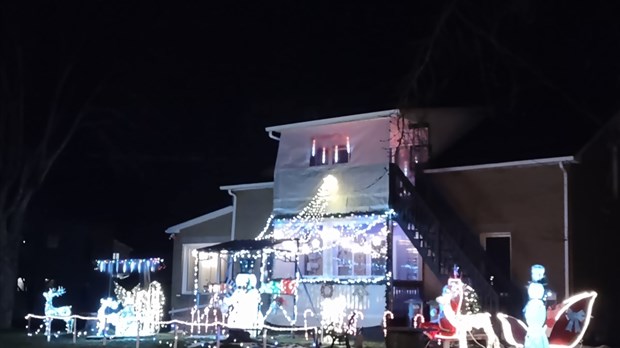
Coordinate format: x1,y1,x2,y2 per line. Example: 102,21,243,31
481,233,511,294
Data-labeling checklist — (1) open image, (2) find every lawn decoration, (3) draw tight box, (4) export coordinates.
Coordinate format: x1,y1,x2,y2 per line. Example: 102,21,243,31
321,305,364,348
43,286,74,334
436,283,500,348
420,265,499,348
96,298,120,336
95,281,164,337
498,293,597,348
94,255,166,338
223,273,263,331
523,265,550,348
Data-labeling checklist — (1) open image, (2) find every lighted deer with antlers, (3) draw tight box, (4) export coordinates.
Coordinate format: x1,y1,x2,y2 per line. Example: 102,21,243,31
43,286,74,333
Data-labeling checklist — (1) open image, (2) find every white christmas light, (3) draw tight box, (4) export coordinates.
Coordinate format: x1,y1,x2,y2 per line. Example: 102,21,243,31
95,281,165,338
433,278,499,348
382,310,393,337
42,287,74,335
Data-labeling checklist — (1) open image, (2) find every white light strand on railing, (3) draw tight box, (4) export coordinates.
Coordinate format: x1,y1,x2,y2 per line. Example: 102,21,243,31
25,314,319,333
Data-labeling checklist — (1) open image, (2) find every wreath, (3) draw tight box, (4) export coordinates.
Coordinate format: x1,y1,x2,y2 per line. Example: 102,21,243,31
320,283,334,298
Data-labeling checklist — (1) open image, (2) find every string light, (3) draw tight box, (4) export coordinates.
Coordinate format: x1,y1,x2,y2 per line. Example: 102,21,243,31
95,258,164,274
24,315,319,337
42,287,74,336
188,175,393,333
382,310,393,337
94,281,165,338
496,291,598,348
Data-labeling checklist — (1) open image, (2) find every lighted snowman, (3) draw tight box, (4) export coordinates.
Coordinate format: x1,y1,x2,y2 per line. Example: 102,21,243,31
223,258,263,332
524,265,549,348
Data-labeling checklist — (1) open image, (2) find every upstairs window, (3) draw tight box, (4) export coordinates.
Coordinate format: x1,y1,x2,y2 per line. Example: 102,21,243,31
309,139,329,166
310,135,351,166
411,123,430,164
333,137,351,164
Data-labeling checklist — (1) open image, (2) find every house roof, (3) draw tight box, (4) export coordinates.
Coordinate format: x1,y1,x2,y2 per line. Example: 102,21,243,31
165,205,233,234
219,182,273,191
196,239,289,253
265,109,399,133
426,107,608,170
424,156,576,173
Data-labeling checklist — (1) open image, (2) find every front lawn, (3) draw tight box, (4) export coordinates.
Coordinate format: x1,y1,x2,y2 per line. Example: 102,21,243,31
0,330,386,348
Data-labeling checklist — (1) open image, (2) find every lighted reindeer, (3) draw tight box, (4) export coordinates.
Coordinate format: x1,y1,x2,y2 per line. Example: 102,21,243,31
43,287,74,334
420,265,500,348
435,281,500,348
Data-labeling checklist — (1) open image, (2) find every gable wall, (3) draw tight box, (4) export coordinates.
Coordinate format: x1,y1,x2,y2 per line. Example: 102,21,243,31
428,165,566,297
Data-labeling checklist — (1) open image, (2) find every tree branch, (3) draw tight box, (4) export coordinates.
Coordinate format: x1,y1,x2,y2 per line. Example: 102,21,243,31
453,7,600,125
37,79,105,185
407,0,459,107
40,62,74,158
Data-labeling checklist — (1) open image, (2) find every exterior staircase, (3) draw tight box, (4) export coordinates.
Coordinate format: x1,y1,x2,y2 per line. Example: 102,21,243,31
388,163,521,314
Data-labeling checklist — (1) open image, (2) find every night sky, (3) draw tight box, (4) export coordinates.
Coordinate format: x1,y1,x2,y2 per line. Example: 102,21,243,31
11,2,620,260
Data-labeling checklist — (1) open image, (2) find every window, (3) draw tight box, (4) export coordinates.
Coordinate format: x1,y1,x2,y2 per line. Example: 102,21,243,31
392,227,423,281
182,243,227,294
412,123,430,164
336,246,369,276
295,222,386,279
333,137,351,164
309,135,351,166
309,139,329,166
303,251,323,276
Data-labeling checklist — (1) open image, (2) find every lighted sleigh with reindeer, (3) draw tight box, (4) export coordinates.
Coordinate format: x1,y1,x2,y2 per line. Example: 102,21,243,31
497,291,598,348
419,272,499,348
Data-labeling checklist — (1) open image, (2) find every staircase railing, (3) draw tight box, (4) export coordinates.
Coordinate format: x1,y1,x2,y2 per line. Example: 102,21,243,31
389,163,520,313
413,167,523,312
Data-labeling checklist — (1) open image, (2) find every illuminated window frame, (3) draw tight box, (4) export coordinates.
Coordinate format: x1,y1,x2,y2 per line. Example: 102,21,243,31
333,137,351,164
181,243,226,295
309,136,351,166
392,227,423,281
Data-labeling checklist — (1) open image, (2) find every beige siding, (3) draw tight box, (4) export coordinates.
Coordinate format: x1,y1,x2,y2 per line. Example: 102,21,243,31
234,188,273,240
170,212,232,319
428,165,566,298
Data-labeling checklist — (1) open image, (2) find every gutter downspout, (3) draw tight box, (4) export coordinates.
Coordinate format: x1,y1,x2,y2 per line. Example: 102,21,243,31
612,144,618,199
227,190,238,240
268,131,280,141
559,162,569,298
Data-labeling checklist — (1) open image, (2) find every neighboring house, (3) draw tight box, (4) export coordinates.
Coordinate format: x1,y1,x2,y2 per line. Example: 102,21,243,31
165,182,273,318
420,111,619,343
165,108,618,343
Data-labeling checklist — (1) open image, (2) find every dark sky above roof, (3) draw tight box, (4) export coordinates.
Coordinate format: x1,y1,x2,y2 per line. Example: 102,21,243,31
5,1,620,256
428,104,611,168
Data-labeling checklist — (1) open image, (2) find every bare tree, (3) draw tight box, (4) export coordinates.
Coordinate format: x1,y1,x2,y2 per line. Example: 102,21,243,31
0,2,108,328
399,0,620,123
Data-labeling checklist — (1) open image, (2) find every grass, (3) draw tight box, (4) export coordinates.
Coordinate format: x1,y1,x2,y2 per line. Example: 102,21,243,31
0,330,387,348
0,330,178,348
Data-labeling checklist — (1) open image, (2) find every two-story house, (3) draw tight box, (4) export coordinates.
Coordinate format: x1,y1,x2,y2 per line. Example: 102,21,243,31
166,108,618,344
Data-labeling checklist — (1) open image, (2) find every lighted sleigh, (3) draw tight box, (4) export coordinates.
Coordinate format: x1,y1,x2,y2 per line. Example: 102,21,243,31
497,291,597,348
418,277,499,348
